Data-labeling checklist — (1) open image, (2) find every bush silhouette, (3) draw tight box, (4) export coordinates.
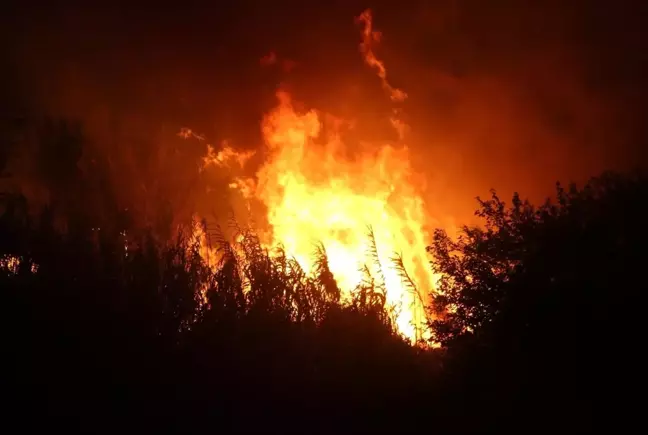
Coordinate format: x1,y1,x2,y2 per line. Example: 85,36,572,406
427,171,647,431
2,119,645,433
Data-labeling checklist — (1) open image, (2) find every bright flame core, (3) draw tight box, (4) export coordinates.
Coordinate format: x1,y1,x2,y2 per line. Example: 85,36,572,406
255,91,433,340
195,9,435,341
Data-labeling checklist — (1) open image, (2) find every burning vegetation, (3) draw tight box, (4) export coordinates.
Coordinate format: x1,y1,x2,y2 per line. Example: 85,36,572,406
186,10,435,342
1,5,646,434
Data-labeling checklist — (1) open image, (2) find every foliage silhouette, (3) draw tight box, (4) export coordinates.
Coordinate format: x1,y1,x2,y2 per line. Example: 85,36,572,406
1,120,644,433
427,171,647,431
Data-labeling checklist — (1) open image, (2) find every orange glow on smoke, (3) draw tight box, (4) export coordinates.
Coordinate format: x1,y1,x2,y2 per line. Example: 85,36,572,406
195,9,436,342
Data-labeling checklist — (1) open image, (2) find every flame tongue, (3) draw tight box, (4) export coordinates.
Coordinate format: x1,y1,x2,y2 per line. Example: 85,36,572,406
197,9,434,342
252,86,432,340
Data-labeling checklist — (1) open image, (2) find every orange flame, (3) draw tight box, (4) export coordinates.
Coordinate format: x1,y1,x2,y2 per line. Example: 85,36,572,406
253,90,433,340
202,141,255,171
357,9,409,142
357,9,407,104
1,255,38,275
192,9,435,342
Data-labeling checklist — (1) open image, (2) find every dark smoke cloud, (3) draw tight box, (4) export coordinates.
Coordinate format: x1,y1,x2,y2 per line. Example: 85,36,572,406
2,0,647,227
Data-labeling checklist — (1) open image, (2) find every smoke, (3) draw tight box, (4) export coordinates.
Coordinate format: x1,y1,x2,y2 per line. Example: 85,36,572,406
2,0,647,228
383,0,647,224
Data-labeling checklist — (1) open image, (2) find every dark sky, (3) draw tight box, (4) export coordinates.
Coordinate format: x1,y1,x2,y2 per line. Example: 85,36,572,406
3,0,648,224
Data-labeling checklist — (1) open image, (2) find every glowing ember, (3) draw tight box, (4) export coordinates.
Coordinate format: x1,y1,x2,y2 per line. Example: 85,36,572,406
1,255,38,275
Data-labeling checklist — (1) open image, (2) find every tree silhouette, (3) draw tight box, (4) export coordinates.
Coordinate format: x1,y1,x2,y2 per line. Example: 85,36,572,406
427,171,648,431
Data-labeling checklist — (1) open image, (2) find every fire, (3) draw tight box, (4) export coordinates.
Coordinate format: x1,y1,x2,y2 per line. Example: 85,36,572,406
202,142,255,171
193,9,435,342
253,91,433,340
1,254,39,275
357,9,407,104
0,255,22,275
